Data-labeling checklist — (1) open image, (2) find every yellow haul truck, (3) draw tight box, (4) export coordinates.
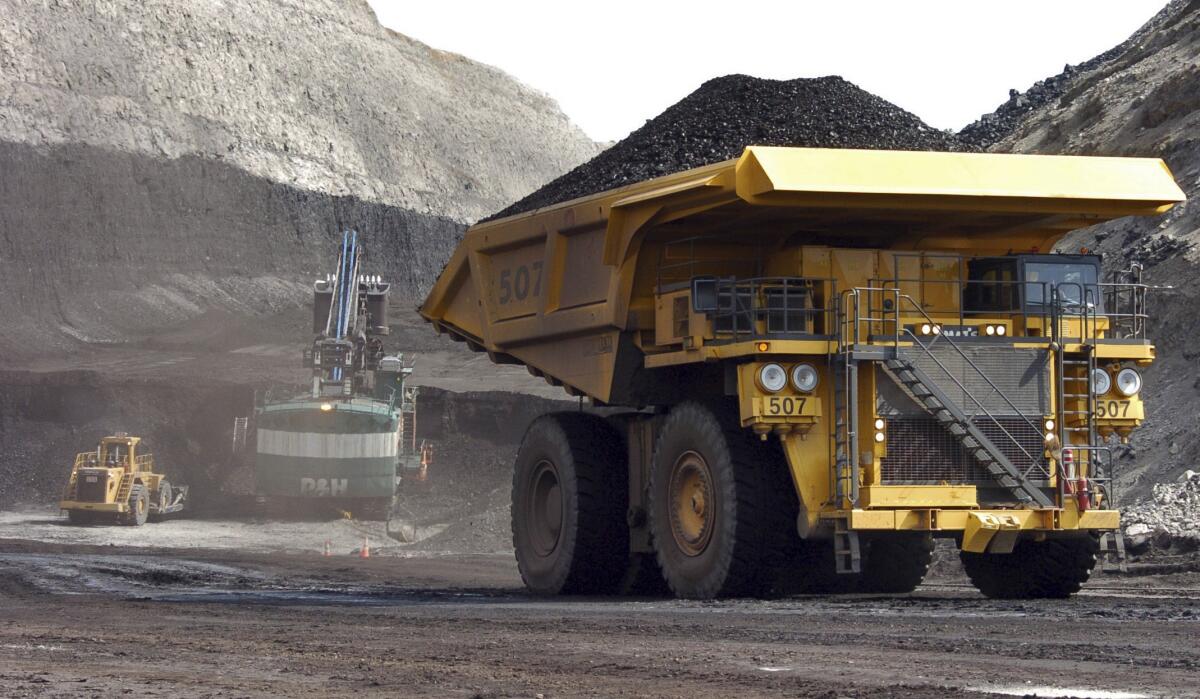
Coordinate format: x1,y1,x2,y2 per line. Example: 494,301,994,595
421,147,1184,599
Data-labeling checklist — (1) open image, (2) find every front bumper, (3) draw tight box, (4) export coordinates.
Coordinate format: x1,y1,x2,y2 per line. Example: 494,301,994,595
843,505,1118,554
59,501,127,513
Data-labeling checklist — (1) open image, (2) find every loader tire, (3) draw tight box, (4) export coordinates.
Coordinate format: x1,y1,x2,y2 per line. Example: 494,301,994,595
150,480,172,521
648,402,794,599
960,535,1098,599
511,413,628,595
857,534,934,593
121,485,149,526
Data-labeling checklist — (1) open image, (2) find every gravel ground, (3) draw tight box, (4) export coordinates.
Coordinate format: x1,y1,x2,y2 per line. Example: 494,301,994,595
489,74,969,220
0,540,1198,698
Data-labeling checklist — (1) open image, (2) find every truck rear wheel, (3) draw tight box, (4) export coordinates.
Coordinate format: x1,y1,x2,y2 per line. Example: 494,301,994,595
648,402,791,599
960,536,1098,599
121,485,149,526
858,534,934,593
511,413,628,595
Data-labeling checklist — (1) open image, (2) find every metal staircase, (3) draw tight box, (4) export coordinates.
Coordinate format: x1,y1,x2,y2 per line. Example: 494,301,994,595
833,287,1057,514
115,473,134,505
883,352,1054,508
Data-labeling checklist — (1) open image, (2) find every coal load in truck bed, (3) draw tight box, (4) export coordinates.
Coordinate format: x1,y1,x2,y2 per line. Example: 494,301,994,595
488,74,971,220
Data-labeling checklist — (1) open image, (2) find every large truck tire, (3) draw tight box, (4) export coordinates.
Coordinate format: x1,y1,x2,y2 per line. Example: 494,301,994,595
648,402,793,599
769,540,849,595
960,536,1098,599
857,534,934,593
618,552,671,596
120,484,149,526
511,413,629,595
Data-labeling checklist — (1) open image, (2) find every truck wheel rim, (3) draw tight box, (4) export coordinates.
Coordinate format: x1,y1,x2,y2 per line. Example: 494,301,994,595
528,460,563,556
668,451,714,557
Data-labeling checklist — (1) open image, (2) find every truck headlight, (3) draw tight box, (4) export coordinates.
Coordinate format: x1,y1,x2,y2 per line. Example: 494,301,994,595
757,363,788,393
790,363,819,393
1091,368,1111,396
1116,367,1142,396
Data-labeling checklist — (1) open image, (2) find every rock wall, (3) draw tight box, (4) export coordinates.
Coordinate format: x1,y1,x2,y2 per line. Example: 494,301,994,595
0,140,464,364
0,0,598,223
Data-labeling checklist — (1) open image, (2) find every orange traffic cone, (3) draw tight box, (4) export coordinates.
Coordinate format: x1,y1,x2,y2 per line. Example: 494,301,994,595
323,540,331,557
359,535,370,559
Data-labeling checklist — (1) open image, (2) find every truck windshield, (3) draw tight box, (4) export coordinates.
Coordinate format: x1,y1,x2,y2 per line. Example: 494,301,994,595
1024,262,1099,309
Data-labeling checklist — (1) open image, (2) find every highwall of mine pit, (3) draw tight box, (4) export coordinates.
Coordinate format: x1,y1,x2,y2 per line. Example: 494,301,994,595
0,140,465,363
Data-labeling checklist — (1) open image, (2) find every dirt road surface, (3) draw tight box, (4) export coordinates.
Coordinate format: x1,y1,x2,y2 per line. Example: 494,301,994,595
2,513,1198,698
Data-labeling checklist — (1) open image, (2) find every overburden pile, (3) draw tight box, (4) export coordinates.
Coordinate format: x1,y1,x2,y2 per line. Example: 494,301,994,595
491,75,970,220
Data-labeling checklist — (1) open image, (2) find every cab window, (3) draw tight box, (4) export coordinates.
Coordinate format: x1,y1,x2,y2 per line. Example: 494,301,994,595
1024,261,1100,309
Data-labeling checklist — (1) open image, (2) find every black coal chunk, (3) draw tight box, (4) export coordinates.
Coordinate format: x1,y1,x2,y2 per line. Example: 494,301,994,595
488,74,971,221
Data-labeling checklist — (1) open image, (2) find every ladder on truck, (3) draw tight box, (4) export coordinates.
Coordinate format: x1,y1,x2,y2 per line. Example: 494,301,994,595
1052,283,1127,570
829,306,861,573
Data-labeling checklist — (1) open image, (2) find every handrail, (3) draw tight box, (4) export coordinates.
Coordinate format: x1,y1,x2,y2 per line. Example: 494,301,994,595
866,277,1054,333
703,276,838,342
903,329,1050,479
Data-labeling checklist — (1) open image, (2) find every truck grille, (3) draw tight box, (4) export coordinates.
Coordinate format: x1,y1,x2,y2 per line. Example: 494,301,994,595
901,344,1050,415
75,471,109,502
881,416,1049,485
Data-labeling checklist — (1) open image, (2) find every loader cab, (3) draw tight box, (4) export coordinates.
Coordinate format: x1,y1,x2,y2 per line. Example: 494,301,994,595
99,436,139,471
965,254,1103,319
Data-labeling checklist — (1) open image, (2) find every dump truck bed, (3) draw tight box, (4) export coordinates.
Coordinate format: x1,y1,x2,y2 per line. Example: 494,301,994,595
421,147,1184,404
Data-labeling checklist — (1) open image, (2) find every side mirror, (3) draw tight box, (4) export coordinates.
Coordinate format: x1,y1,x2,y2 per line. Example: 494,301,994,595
691,276,719,313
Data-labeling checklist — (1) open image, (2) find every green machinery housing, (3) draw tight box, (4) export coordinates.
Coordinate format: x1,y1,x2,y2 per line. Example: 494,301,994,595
253,231,429,520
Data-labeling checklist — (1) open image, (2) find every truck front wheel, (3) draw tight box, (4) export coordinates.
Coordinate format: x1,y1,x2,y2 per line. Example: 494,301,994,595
857,534,935,593
960,536,1098,599
511,413,628,595
648,402,790,599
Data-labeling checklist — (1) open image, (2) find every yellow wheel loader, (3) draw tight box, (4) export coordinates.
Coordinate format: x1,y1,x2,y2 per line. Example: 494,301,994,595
59,433,187,526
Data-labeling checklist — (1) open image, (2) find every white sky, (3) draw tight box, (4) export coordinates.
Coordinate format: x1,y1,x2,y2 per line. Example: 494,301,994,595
367,1,1164,143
